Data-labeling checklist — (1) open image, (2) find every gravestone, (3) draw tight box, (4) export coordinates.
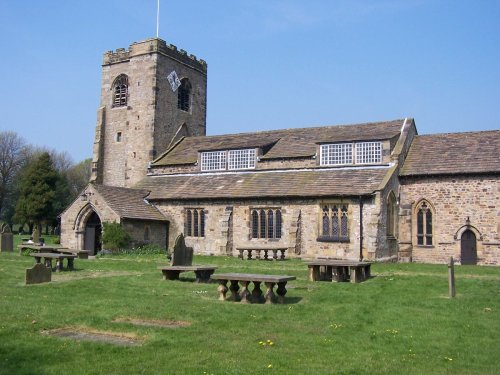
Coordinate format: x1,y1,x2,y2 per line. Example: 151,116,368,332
32,226,40,244
0,224,13,252
171,234,193,266
26,263,52,285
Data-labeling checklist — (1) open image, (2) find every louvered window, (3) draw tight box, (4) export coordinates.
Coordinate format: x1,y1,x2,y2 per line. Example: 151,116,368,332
112,74,128,107
177,78,191,111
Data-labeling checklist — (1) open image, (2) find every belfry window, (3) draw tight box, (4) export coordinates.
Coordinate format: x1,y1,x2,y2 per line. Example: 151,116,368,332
319,204,349,242
416,201,433,246
251,208,282,239
185,208,205,237
112,74,128,107
177,78,191,112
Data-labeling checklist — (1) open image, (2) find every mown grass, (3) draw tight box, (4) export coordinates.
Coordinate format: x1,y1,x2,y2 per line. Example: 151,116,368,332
0,250,498,375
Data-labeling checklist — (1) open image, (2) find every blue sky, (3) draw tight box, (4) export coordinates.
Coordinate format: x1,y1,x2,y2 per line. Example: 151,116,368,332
1,0,499,162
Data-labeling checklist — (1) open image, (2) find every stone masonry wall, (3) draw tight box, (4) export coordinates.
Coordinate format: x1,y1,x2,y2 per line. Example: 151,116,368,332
154,196,381,260
399,175,499,265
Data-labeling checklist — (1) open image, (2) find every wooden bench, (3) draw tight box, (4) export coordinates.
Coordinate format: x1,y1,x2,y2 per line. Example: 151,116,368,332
158,266,217,283
29,252,77,272
210,273,296,304
236,246,288,261
306,260,372,283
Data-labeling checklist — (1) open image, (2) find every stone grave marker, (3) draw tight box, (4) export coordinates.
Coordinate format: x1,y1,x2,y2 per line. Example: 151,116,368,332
26,263,52,285
0,224,13,252
171,233,193,266
32,226,40,244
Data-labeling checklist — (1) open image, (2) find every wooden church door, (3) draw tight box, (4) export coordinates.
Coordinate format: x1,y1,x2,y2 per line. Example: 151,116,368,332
460,230,477,265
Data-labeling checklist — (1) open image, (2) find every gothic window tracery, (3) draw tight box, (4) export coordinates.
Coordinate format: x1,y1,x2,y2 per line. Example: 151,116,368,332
185,208,205,237
251,208,282,239
415,200,433,246
319,204,349,242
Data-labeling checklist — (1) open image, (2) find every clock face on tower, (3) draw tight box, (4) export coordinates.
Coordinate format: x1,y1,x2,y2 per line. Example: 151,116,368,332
167,70,181,92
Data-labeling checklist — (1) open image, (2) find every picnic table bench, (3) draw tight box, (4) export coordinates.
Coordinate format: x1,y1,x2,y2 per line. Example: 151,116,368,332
158,265,217,283
236,246,288,261
29,252,77,272
307,259,372,283
18,244,89,259
210,273,296,304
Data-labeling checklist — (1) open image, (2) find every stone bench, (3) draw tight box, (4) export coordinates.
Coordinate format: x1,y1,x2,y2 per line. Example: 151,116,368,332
29,252,77,272
158,266,217,283
210,273,296,304
236,246,288,261
56,248,90,259
306,260,372,283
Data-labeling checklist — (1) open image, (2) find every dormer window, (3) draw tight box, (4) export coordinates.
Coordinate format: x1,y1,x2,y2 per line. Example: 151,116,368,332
320,141,382,166
228,149,256,170
200,149,256,171
112,74,128,107
355,142,382,164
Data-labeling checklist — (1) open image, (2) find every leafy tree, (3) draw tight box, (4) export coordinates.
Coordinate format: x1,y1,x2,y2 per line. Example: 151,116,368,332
65,158,92,197
101,222,131,251
13,152,59,231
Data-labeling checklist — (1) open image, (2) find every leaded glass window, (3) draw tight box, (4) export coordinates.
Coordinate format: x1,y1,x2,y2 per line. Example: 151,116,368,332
185,208,205,238
250,208,282,239
416,201,433,246
319,204,349,241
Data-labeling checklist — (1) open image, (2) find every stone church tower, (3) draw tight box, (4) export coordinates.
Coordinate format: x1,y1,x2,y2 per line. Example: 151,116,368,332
91,38,207,187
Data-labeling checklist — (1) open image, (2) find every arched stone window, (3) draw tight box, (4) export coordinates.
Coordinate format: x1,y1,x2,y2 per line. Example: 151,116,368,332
177,78,191,111
112,74,128,107
185,208,205,237
251,208,282,239
386,192,398,237
415,200,434,246
319,204,349,242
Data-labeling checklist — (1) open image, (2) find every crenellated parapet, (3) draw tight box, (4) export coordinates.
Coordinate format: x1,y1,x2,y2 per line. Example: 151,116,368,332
103,38,207,73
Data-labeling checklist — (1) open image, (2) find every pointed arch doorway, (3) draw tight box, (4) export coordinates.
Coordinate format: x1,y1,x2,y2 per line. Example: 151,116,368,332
84,211,102,255
460,229,477,265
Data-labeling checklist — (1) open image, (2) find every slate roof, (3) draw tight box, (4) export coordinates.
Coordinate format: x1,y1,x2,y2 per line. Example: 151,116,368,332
93,184,167,221
152,119,406,166
135,168,391,200
400,130,500,177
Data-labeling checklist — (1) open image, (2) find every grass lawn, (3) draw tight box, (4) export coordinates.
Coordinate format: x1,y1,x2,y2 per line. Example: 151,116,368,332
0,248,498,375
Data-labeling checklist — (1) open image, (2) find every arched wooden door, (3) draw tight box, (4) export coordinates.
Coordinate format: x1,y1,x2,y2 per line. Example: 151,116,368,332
84,212,102,255
460,229,477,265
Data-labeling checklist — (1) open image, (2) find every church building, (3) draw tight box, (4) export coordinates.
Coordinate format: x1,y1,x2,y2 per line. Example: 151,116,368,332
60,38,499,265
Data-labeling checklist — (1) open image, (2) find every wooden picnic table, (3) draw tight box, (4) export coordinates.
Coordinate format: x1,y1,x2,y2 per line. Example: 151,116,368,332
236,246,288,261
29,252,77,272
210,273,296,304
306,260,372,283
158,265,217,283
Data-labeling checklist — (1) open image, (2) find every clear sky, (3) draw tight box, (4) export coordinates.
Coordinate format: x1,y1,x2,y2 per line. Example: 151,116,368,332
1,0,499,162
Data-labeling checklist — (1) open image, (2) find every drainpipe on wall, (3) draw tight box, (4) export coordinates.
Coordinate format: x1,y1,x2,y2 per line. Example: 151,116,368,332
359,195,364,261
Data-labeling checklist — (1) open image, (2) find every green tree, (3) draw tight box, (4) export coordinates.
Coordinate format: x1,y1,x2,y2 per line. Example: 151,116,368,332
101,222,131,252
13,152,59,231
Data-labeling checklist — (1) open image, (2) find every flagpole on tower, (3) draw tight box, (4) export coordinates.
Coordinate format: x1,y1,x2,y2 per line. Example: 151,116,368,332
156,0,160,38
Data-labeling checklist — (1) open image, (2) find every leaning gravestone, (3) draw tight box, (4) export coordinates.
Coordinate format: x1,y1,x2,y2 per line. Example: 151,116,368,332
0,224,13,252
171,233,194,266
26,263,52,285
32,226,40,244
